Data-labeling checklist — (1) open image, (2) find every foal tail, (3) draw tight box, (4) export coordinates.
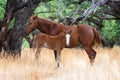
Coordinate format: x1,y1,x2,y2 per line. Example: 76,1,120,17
93,28,101,45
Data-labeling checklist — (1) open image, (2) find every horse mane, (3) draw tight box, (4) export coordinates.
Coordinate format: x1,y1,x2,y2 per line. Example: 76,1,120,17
32,16,64,28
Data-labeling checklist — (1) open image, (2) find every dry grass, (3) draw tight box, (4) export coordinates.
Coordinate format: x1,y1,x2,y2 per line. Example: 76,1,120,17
0,46,120,80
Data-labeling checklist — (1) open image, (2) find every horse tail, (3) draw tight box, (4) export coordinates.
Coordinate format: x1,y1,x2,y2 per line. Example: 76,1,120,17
93,28,101,45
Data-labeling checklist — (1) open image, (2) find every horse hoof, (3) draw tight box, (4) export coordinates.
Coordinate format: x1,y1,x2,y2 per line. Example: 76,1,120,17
90,59,95,65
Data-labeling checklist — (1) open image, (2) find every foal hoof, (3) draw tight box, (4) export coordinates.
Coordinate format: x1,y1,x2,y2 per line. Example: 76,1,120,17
53,66,63,71
53,66,58,70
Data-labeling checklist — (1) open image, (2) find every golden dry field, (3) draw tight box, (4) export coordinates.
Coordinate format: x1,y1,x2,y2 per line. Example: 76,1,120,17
0,46,120,80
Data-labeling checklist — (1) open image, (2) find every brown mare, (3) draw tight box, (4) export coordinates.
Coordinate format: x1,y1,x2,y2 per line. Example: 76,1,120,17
30,30,71,68
24,16,101,65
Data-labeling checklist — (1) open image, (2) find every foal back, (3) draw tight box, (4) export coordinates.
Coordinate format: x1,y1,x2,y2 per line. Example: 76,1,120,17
31,32,66,50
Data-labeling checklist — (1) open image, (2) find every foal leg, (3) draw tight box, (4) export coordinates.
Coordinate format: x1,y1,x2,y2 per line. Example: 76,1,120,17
54,50,61,68
35,48,41,66
84,47,96,65
57,50,61,68
54,50,57,65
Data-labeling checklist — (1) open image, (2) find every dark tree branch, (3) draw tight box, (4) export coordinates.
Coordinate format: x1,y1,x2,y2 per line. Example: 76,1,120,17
0,0,51,56
72,0,86,5
86,17,103,29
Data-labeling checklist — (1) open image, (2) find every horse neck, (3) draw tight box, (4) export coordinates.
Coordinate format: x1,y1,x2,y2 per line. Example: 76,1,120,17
37,18,64,34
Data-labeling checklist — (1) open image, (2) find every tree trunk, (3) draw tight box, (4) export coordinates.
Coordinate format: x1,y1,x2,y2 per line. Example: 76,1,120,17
7,2,39,57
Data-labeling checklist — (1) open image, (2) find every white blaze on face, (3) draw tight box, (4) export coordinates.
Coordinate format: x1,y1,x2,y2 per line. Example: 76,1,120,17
65,34,70,46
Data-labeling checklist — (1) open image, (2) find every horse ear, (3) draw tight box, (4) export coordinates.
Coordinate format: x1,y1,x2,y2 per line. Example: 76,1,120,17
69,30,72,34
33,15,37,20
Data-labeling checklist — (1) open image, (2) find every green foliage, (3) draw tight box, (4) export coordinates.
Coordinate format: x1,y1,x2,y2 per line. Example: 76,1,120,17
9,18,15,29
22,38,30,48
101,20,120,43
0,0,7,20
34,0,81,21
34,0,57,19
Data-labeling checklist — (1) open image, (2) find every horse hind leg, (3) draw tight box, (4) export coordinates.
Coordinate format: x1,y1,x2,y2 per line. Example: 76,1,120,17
84,47,96,65
90,48,96,64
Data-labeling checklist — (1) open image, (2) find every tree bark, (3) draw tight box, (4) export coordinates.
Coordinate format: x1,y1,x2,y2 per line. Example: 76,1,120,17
0,0,51,57
7,1,39,56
